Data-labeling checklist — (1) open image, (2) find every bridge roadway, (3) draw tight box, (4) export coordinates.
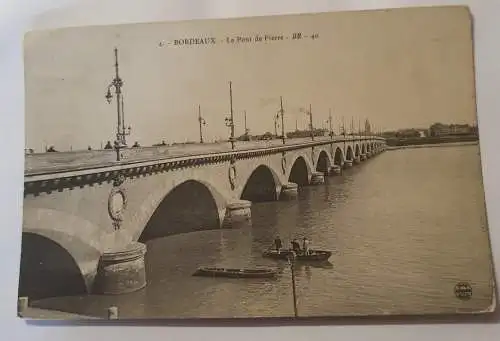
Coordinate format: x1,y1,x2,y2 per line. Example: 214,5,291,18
25,136,380,176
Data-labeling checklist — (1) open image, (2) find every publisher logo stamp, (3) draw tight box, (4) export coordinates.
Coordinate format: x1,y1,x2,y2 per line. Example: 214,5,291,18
454,282,473,300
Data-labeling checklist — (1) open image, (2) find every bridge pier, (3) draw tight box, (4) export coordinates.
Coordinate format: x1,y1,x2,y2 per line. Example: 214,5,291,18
366,151,372,158
222,200,252,229
344,160,353,168
360,154,366,161
280,182,298,200
310,171,325,185
329,165,342,176
93,242,147,295
353,156,361,164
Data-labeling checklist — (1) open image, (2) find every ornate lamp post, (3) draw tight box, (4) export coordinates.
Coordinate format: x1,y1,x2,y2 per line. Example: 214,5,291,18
358,118,362,141
198,105,206,143
243,110,249,136
274,112,279,138
105,47,131,162
328,109,333,139
279,96,285,144
342,116,346,154
225,81,236,150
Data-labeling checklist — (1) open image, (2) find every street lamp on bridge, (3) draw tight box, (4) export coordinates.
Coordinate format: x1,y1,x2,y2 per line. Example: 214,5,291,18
342,116,346,154
279,96,285,144
327,109,333,139
358,118,362,141
243,110,249,136
224,81,236,150
198,105,206,144
274,112,279,138
105,47,131,162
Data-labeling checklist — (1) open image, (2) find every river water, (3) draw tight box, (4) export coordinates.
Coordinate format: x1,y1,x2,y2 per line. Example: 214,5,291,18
32,143,494,319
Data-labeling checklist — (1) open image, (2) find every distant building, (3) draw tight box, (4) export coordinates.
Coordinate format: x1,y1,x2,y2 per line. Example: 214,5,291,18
429,123,473,137
449,124,472,135
286,129,327,138
395,129,420,138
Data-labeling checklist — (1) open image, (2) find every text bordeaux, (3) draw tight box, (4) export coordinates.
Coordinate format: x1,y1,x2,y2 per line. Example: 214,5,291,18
173,37,217,46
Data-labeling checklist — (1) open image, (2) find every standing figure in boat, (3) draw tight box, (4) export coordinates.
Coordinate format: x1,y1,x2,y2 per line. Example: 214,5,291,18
274,235,283,253
302,237,311,255
291,239,301,253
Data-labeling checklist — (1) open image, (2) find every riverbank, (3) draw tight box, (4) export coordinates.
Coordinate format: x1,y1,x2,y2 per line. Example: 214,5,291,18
384,135,478,147
386,140,478,151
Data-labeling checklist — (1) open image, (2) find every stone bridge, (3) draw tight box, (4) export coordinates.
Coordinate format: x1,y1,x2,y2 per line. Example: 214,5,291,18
20,136,386,299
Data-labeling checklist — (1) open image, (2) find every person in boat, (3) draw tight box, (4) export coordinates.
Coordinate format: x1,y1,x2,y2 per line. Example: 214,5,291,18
291,239,301,253
302,237,311,255
274,235,283,253
104,141,113,149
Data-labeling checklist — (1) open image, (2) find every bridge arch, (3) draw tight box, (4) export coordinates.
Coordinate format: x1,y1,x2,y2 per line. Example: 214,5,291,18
138,179,225,241
20,207,105,297
287,153,313,186
315,150,331,174
361,143,366,155
239,164,280,202
18,229,95,299
333,147,344,166
355,144,360,158
346,146,354,161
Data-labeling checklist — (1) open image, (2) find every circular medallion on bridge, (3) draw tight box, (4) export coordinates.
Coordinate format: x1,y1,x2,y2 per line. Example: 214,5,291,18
113,173,126,187
228,164,237,190
108,187,128,227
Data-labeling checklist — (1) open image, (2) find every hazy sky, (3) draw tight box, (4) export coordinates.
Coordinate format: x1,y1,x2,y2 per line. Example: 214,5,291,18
24,6,477,151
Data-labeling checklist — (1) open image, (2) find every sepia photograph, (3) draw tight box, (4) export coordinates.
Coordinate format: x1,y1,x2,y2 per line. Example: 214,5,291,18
19,5,495,320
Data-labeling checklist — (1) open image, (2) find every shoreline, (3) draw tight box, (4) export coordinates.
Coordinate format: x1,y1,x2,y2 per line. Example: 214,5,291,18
386,141,478,151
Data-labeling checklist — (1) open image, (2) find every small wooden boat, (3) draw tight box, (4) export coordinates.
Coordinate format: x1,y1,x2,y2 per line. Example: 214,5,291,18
263,249,332,262
193,267,278,279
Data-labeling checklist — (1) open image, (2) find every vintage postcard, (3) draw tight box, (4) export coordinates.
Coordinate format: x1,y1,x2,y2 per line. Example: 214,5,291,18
19,5,495,320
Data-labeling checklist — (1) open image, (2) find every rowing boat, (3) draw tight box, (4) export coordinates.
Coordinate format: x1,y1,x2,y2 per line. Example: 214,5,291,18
263,249,332,262
193,267,278,278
